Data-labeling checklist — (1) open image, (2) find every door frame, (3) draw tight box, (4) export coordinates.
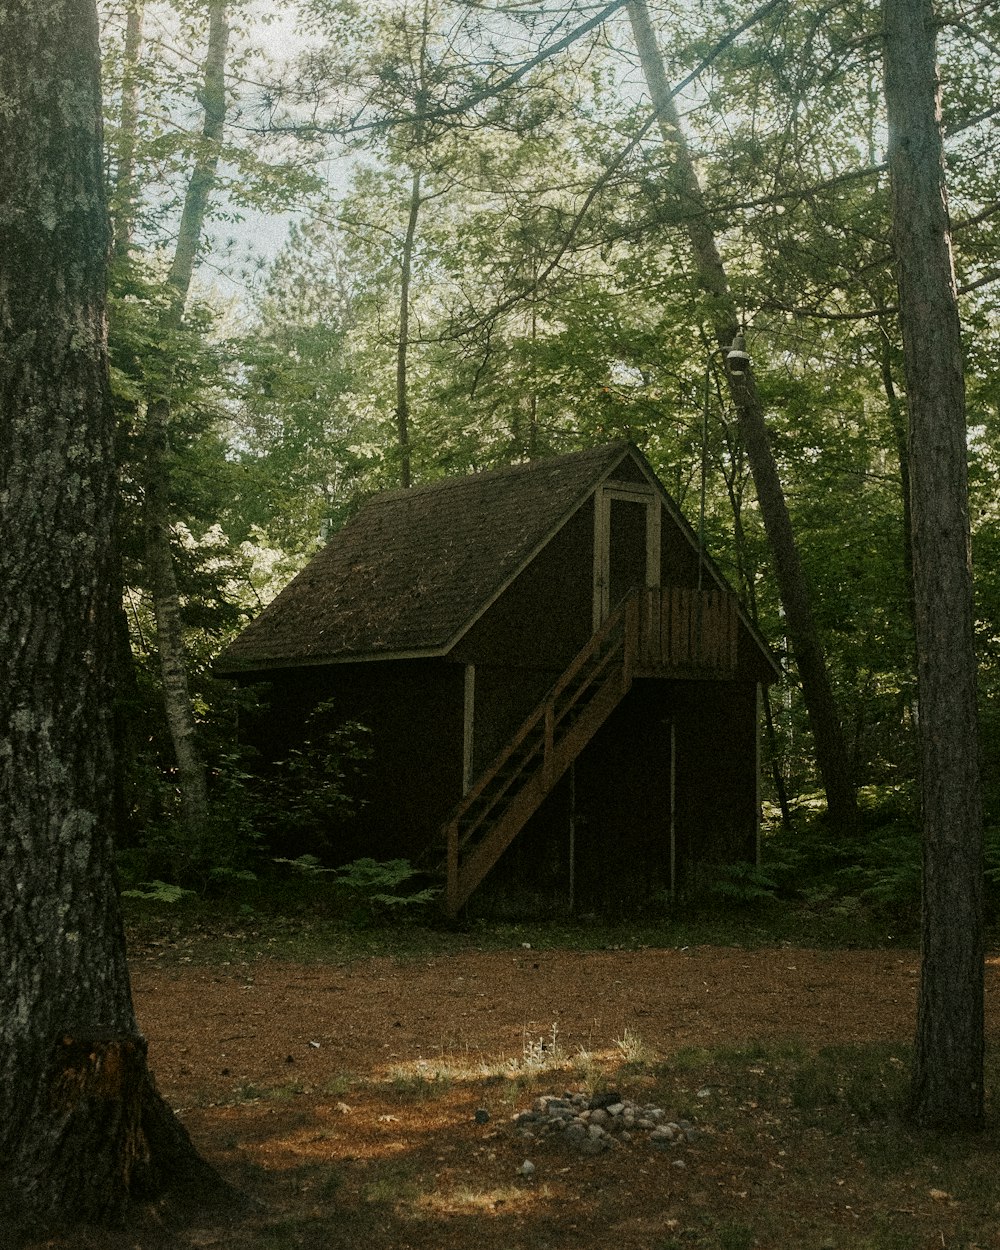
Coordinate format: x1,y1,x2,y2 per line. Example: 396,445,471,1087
592,484,661,631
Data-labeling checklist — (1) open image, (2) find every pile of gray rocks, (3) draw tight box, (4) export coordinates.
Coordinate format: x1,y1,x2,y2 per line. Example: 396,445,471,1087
512,1090,699,1156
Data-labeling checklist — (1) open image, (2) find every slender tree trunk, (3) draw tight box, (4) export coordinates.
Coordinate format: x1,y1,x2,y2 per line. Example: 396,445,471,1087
877,322,917,634
395,167,421,490
0,0,223,1229
883,0,984,1130
627,0,858,834
143,0,229,831
110,0,144,264
108,0,147,843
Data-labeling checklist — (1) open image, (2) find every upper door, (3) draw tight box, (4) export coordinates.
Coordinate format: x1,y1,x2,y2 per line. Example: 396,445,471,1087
592,484,661,630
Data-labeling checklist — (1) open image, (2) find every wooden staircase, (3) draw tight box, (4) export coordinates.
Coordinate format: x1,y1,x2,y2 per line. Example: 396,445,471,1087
439,584,739,916
441,593,641,916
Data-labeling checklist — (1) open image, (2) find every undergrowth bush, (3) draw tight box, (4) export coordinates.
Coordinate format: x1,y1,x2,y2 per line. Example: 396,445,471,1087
253,698,372,860
276,854,440,925
118,698,372,900
118,750,264,897
760,785,925,926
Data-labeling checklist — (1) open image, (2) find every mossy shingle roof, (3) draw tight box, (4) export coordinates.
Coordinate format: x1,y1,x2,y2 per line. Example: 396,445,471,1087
216,442,637,672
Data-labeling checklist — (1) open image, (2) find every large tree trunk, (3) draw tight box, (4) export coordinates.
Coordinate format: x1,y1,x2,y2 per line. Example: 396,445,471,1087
142,0,229,832
627,0,858,834
883,0,984,1130
0,0,223,1230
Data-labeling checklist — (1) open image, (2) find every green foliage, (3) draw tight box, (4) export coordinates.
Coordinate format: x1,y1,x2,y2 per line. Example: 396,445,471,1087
678,860,781,908
253,699,372,858
759,786,928,927
117,749,266,897
118,696,374,901
121,880,195,904
328,858,440,926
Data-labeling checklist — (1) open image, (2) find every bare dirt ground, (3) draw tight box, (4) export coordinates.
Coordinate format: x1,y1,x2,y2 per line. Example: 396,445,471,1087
132,945,937,1105
29,942,1000,1249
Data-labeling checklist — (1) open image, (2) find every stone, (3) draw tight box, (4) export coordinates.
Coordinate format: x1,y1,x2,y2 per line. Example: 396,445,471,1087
519,1159,536,1177
510,1089,704,1161
474,1109,490,1125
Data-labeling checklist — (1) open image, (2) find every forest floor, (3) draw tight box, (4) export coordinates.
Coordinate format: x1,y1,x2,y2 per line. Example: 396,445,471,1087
23,925,1000,1250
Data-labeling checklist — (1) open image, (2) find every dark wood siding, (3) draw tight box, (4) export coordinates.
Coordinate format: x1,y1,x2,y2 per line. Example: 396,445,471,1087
471,664,555,776
671,679,759,872
659,499,702,586
240,659,464,864
452,499,594,670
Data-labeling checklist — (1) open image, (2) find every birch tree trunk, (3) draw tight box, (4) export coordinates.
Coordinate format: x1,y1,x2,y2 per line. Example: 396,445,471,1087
395,167,421,490
627,0,859,834
883,0,984,1129
0,0,222,1227
110,0,144,264
142,0,229,833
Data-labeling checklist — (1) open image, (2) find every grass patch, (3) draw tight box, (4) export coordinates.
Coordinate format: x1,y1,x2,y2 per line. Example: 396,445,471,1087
123,888,932,968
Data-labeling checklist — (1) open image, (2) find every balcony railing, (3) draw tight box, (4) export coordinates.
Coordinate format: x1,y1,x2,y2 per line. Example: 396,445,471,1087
635,585,738,676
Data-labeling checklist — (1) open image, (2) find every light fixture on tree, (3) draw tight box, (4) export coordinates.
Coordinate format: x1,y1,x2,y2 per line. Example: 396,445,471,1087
726,332,751,376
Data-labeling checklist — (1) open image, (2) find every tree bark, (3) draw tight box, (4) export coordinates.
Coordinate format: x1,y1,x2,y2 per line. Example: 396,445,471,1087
627,0,859,834
0,0,223,1230
142,0,229,832
110,0,145,265
395,167,421,490
883,0,984,1130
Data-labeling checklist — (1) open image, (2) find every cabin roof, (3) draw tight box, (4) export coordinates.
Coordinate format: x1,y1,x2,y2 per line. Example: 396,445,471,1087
217,442,639,672
216,441,778,676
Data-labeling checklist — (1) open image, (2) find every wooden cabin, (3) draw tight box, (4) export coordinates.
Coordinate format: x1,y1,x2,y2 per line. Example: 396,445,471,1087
216,442,780,916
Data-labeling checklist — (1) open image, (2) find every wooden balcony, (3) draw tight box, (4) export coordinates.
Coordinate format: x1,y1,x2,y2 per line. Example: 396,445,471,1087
635,585,738,678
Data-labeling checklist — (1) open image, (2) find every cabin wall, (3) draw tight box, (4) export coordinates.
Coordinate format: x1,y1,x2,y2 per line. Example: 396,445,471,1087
658,500,702,586
671,679,760,872
469,664,556,777
571,681,675,908
240,659,464,864
468,676,759,916
452,499,595,670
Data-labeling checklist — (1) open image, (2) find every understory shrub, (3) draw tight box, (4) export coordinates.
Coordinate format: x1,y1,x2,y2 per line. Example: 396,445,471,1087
117,699,372,899
253,698,372,860
275,854,440,924
761,785,923,925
